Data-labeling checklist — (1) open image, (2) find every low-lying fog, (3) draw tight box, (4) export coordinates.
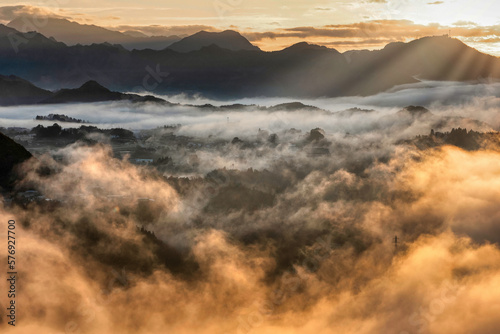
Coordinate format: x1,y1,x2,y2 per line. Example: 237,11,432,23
1,81,500,133
1,80,500,334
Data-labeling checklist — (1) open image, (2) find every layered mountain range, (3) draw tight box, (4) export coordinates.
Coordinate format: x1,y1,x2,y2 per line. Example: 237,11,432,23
7,17,182,50
1,21,499,99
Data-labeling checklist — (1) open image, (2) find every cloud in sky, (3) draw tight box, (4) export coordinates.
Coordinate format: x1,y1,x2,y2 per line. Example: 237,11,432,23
1,0,498,27
0,5,66,21
111,24,218,37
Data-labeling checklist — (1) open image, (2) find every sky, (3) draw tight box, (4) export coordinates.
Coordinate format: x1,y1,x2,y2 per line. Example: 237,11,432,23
0,0,499,54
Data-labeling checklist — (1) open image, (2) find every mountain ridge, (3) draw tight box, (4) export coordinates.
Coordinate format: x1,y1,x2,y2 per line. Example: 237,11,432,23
7,17,181,50
166,30,260,52
0,75,53,106
0,77,169,105
1,25,499,98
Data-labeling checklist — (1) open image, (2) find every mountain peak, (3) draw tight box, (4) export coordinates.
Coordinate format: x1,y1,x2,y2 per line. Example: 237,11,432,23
193,30,240,37
281,42,336,53
0,23,25,38
167,30,260,53
78,80,110,92
37,80,169,105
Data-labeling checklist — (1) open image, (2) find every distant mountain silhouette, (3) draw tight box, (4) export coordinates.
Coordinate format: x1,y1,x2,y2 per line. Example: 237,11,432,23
166,30,260,52
0,132,32,191
1,25,499,99
40,80,168,104
0,76,167,105
280,42,333,53
0,75,52,106
7,17,181,50
340,36,500,95
40,80,124,104
0,23,66,50
0,76,329,110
